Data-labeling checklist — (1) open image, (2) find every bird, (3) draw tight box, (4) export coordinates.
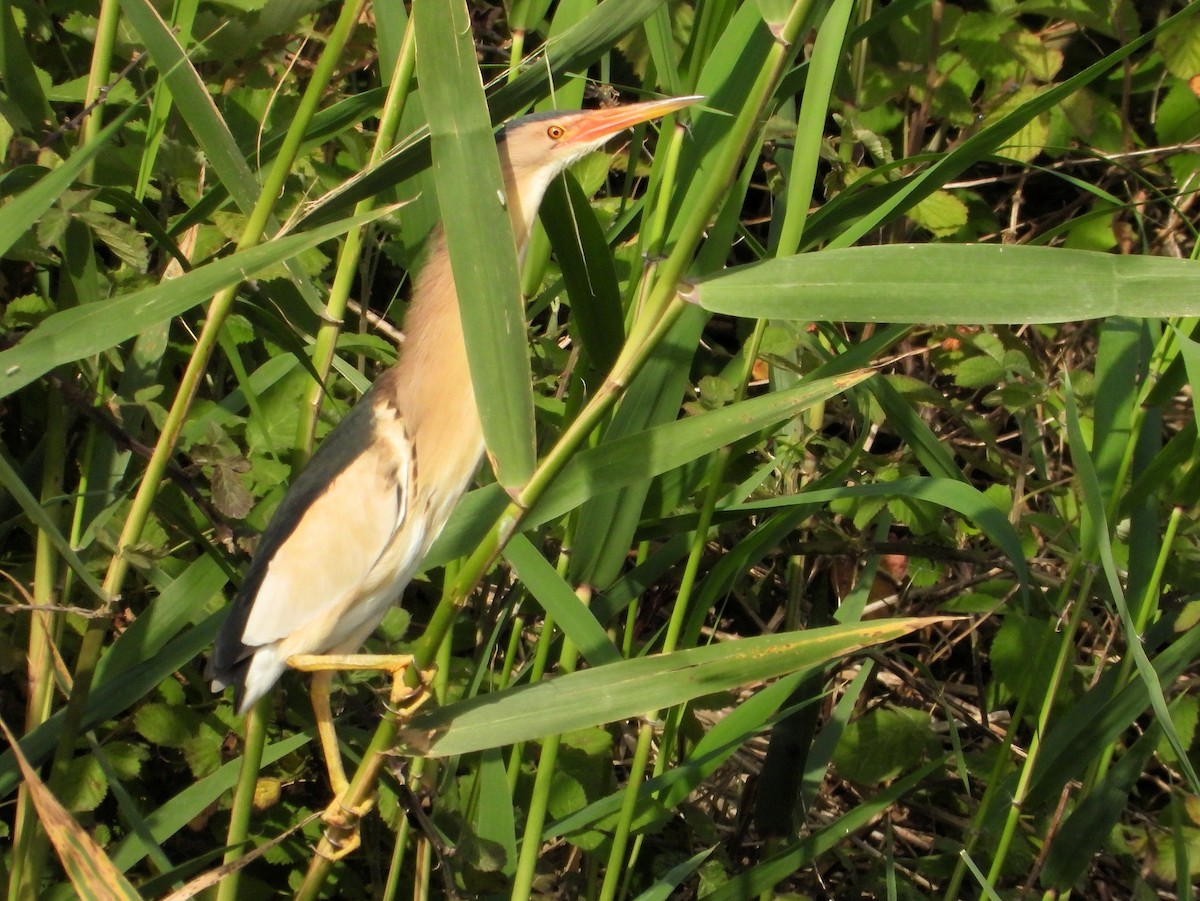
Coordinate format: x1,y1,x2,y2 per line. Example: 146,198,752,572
207,95,701,807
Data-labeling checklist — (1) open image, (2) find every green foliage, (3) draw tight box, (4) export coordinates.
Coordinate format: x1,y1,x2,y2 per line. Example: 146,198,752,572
831,706,940,786
2,0,1199,898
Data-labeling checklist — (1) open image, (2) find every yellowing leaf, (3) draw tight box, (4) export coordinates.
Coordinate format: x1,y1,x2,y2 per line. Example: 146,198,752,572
0,717,140,901
984,86,1050,162
908,189,968,238
1158,14,1200,79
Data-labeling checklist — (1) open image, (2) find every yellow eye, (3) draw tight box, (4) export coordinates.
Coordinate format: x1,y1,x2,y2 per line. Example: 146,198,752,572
546,124,566,140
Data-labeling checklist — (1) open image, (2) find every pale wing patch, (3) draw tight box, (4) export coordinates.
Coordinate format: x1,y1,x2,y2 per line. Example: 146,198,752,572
241,408,411,647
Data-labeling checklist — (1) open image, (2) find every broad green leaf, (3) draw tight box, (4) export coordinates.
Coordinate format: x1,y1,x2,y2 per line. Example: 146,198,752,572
830,706,940,786
539,173,624,376
470,749,518,877
527,370,873,526
134,703,197,749
697,245,1200,322
427,369,871,568
413,0,535,490
1157,11,1200,79
983,86,1050,163
59,754,108,814
399,617,947,756
908,189,969,237
503,534,622,667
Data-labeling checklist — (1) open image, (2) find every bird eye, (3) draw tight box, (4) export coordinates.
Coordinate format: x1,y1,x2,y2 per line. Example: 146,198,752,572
546,124,566,140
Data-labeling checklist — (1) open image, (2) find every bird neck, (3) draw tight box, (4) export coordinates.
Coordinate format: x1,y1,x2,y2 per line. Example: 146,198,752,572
389,179,548,504
390,228,485,503
499,134,562,248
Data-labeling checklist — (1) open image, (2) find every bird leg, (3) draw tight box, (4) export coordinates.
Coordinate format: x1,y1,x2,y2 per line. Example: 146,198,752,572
286,653,433,859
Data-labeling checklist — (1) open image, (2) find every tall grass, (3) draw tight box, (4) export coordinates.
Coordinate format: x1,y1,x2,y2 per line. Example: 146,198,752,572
2,0,1199,898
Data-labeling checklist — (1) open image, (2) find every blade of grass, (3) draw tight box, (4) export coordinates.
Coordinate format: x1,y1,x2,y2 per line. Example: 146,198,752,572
697,244,1200,322
0,204,400,399
1064,375,1200,792
503,534,622,667
704,756,948,900
398,618,949,757
413,0,535,489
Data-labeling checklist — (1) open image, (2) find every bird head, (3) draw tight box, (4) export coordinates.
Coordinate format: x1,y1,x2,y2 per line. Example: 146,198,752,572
497,94,702,237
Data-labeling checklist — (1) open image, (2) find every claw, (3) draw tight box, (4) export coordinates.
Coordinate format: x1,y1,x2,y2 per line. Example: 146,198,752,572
318,791,375,860
385,665,437,714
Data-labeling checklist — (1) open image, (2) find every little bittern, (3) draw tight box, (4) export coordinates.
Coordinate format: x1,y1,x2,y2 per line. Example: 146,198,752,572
207,95,699,813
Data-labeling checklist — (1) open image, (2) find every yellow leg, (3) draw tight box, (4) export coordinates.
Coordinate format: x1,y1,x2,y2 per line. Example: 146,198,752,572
287,653,430,709
285,653,434,859
307,670,349,796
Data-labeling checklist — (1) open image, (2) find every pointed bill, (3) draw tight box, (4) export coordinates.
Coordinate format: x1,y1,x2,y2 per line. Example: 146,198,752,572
563,95,704,146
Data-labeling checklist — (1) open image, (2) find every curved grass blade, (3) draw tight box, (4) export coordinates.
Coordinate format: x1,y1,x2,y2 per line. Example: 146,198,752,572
1063,376,1200,793
399,617,948,757
703,756,948,901
426,369,872,568
526,370,873,525
503,534,622,667
0,204,400,399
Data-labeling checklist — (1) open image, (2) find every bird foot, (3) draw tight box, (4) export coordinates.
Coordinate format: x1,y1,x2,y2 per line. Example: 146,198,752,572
317,790,375,860
385,664,437,715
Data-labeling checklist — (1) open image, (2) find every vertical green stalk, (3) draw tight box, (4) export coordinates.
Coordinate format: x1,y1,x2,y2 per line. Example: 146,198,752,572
508,29,527,81
296,19,418,456
506,611,557,793
511,543,578,897
511,629,582,900
135,0,199,200
45,0,369,869
594,7,835,884
79,0,121,179
598,722,656,901
942,580,1074,901
598,319,768,900
214,701,269,901
1081,502,1183,802
775,0,855,256
987,572,1093,887
14,0,123,860
8,399,68,901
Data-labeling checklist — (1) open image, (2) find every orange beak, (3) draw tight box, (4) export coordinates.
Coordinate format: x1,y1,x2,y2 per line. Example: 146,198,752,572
564,95,703,145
